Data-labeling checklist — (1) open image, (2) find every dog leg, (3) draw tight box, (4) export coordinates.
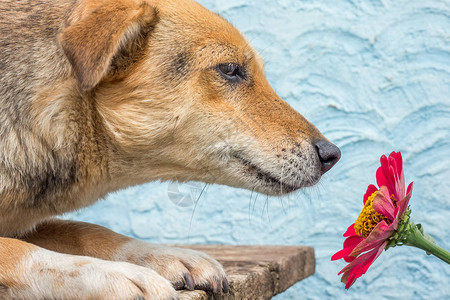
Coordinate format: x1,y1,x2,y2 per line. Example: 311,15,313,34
21,219,229,293
0,237,177,299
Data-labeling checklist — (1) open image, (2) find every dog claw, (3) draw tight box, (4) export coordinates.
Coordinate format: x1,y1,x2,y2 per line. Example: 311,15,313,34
172,273,195,291
194,276,229,294
223,277,230,293
213,282,221,294
183,273,195,291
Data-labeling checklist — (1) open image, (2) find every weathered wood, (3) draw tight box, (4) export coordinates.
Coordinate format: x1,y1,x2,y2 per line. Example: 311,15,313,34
175,245,315,300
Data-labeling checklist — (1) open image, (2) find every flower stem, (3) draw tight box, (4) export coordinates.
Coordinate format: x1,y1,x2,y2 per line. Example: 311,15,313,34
403,223,450,264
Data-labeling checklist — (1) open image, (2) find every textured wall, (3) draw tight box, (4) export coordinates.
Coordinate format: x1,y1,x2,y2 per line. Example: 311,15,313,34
67,0,450,299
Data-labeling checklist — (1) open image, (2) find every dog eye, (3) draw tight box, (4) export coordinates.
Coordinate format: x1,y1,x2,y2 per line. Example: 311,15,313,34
217,63,244,82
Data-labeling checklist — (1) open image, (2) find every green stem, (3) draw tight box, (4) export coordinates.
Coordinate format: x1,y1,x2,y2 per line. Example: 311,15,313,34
403,223,450,264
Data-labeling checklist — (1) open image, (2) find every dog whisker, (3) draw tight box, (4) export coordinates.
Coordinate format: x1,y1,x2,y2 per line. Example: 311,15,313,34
188,183,208,241
251,192,259,219
248,188,255,225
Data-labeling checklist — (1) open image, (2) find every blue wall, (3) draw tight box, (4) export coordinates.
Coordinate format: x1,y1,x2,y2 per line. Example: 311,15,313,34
67,0,450,299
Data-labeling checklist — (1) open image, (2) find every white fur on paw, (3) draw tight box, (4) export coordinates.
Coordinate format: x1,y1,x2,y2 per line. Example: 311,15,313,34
9,248,178,300
114,241,229,294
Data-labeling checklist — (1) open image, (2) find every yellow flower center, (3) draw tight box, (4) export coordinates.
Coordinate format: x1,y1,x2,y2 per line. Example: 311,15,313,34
354,191,392,238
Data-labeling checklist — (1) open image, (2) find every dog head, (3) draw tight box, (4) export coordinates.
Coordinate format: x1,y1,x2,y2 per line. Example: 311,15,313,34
60,0,340,196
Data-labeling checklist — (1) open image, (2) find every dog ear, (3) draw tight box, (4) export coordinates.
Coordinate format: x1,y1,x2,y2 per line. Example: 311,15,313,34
59,0,158,91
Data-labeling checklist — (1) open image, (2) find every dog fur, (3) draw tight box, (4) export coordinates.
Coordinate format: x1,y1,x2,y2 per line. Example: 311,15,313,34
0,0,340,298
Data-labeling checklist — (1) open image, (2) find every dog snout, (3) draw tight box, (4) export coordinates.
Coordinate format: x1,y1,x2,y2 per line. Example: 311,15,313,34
314,140,341,174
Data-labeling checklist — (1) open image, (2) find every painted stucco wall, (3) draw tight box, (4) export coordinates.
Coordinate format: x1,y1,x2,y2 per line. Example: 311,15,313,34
67,0,450,299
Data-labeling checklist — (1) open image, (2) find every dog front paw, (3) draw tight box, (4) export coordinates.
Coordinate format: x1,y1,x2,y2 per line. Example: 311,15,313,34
12,248,178,300
114,241,229,294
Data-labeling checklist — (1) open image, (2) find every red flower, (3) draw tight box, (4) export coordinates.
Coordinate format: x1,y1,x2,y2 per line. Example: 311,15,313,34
331,151,414,289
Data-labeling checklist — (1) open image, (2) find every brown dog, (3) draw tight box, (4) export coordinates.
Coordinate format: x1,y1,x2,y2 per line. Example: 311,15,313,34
0,0,340,298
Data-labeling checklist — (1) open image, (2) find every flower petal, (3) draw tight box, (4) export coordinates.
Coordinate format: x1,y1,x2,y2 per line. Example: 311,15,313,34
331,236,363,261
390,208,400,229
345,271,357,289
367,220,395,241
363,184,378,205
354,241,387,279
343,223,356,237
373,186,395,220
350,220,393,256
344,254,357,263
390,152,405,199
340,243,386,289
397,182,413,217
376,163,389,190
406,181,413,195
350,238,385,258
377,153,406,201
390,151,403,178
339,246,379,275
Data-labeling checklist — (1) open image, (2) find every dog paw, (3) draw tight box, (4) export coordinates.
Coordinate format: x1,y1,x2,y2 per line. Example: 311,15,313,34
114,241,229,294
14,248,178,300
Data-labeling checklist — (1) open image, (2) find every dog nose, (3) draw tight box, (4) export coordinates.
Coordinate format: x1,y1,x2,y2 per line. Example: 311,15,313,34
314,140,341,174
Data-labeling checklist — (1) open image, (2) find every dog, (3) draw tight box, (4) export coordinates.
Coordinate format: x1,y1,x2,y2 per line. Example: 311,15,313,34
0,0,341,298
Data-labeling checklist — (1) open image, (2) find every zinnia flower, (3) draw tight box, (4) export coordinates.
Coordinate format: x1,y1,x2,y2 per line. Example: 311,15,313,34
331,151,413,289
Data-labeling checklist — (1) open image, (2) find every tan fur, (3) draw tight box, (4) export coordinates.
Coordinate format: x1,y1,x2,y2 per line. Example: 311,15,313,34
0,238,35,288
22,219,130,259
0,0,339,298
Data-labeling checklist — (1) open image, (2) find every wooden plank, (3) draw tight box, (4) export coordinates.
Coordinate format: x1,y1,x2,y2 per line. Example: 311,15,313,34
175,245,315,300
